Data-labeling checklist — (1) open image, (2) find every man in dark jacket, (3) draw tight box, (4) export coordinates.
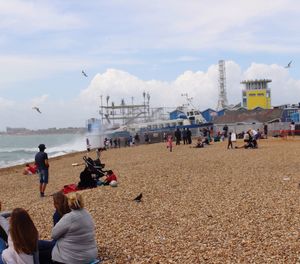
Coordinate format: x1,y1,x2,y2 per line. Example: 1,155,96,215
187,128,192,144
175,128,181,145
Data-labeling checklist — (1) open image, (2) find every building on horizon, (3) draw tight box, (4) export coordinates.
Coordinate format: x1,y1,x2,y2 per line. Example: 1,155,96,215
241,79,271,110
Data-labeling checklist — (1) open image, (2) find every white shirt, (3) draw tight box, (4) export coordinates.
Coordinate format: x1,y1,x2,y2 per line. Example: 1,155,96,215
252,129,258,136
2,235,35,264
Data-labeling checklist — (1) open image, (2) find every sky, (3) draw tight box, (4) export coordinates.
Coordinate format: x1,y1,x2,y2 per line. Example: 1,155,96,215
0,0,300,131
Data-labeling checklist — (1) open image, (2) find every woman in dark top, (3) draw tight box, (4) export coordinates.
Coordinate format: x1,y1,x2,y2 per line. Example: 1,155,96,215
53,191,71,226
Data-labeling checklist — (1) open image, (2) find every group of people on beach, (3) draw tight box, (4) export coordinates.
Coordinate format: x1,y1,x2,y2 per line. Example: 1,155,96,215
82,147,118,189
27,143,118,197
227,129,259,149
173,128,192,145
0,192,99,264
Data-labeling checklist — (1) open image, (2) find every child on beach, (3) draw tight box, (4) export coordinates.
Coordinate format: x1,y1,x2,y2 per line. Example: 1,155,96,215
166,135,173,152
97,170,118,186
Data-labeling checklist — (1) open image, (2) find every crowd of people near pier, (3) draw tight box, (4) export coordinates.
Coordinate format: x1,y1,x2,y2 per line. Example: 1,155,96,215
162,124,265,150
83,120,297,154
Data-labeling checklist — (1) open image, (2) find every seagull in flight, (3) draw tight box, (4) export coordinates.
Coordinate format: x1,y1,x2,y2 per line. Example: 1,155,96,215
32,106,42,114
285,61,292,68
82,70,88,77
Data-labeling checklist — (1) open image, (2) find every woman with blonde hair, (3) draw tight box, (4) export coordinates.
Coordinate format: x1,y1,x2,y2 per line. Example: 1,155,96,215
1,208,39,264
51,192,98,264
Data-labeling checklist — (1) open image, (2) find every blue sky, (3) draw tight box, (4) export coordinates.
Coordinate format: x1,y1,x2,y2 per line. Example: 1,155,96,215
0,0,300,130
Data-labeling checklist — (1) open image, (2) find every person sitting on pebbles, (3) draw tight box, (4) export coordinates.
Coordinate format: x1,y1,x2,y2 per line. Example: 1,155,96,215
23,163,38,175
191,137,204,148
97,170,118,187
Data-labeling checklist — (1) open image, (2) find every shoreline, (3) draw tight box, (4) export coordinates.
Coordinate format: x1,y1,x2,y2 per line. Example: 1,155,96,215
1,139,300,263
0,149,88,171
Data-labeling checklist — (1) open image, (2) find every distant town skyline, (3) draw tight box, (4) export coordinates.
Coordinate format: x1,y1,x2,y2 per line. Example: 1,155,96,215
0,0,300,130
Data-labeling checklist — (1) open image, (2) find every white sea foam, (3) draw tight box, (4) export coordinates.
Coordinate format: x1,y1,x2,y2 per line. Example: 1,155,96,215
0,134,87,168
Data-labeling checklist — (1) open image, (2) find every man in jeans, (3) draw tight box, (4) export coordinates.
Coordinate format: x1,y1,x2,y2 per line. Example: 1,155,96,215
35,144,49,197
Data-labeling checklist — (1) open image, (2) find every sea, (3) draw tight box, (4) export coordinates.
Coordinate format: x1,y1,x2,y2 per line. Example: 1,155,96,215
0,133,86,168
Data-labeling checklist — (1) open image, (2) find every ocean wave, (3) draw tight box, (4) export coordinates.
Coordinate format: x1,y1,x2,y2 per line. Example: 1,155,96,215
0,147,37,153
0,135,86,169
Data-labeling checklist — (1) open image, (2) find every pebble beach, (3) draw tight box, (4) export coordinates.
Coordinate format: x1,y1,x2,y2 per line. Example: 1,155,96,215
1,138,300,263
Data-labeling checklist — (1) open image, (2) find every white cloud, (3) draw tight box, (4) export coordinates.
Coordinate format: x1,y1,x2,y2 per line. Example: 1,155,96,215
0,55,90,85
91,0,300,53
243,63,300,105
79,62,300,113
0,0,84,33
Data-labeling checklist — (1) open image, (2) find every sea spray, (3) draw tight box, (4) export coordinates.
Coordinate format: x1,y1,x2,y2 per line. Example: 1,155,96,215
0,133,86,168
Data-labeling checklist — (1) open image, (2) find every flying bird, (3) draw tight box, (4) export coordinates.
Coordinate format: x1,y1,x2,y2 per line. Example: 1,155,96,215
133,193,143,202
285,61,292,68
32,106,41,114
82,70,88,77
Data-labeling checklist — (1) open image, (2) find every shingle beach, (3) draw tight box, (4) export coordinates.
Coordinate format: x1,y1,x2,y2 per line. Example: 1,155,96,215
1,138,300,263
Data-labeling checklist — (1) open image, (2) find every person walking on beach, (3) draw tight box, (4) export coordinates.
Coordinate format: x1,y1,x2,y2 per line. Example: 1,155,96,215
35,144,49,197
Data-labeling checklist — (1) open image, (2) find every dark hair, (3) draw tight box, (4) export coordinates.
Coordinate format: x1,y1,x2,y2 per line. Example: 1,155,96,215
38,144,46,151
53,192,71,217
10,208,38,254
107,170,113,175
